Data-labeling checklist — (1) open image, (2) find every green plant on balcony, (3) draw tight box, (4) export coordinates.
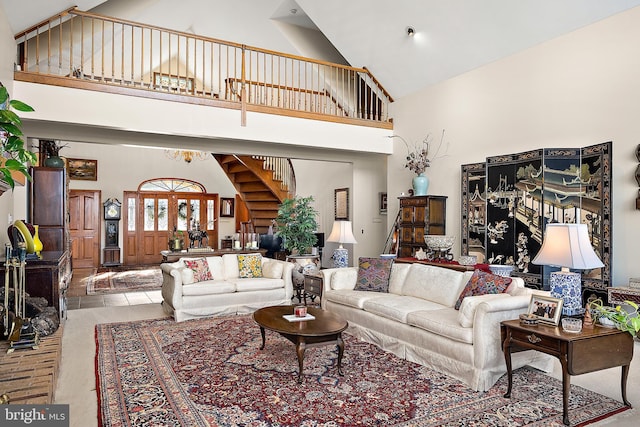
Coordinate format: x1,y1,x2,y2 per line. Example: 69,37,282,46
1,85,36,190
275,196,318,255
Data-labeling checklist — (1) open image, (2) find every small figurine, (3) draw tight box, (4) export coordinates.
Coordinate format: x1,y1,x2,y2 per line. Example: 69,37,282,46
583,303,595,329
415,248,427,260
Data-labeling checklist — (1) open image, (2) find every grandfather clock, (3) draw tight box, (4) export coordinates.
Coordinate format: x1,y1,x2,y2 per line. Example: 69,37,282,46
103,198,122,266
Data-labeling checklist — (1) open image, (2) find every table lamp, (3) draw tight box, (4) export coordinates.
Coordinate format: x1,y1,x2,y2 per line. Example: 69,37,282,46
327,220,357,268
532,223,604,316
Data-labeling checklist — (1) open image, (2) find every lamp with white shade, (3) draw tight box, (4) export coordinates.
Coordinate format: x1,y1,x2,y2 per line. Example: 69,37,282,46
532,223,604,316
327,220,357,268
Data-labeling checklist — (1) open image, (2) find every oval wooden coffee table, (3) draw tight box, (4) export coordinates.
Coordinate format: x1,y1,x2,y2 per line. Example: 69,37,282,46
253,305,348,383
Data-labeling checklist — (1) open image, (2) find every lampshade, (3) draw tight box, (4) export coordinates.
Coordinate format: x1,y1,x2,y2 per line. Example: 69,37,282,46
532,223,603,316
326,221,358,247
532,223,603,270
327,221,357,268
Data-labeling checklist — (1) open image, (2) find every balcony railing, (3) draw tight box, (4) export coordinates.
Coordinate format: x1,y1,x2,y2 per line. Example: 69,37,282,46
13,7,393,129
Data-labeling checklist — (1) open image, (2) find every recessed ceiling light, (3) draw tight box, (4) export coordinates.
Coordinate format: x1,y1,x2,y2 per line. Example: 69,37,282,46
406,26,415,37
290,8,298,15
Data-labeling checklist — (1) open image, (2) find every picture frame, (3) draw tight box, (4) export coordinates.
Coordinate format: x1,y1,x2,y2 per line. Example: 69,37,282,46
67,158,98,181
527,294,563,325
153,72,194,94
334,188,349,220
220,197,235,217
379,192,387,215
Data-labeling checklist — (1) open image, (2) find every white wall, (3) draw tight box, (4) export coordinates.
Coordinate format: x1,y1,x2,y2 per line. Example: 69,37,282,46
388,6,640,285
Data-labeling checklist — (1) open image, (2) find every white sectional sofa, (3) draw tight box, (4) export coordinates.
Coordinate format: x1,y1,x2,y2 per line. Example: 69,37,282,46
161,253,294,322
321,261,552,391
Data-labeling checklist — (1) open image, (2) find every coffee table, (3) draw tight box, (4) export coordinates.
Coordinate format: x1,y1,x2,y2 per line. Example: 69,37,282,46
253,305,348,383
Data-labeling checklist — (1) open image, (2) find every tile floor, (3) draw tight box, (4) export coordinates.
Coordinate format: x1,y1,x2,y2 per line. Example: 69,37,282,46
66,267,163,310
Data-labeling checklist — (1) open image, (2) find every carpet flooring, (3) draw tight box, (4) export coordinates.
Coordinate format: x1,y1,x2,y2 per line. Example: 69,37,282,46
87,266,162,294
95,314,629,426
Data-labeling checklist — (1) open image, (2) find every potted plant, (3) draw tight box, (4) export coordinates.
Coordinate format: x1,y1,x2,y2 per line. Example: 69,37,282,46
275,196,318,255
0,85,37,190
589,298,640,337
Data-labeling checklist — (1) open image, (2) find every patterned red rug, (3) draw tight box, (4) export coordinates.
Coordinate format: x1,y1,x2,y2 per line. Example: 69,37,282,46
95,315,629,426
87,266,162,294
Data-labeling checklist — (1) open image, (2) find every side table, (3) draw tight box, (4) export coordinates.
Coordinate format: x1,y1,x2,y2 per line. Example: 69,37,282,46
501,319,633,426
303,273,323,306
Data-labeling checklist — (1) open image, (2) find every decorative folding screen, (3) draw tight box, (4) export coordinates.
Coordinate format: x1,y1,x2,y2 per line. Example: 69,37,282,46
461,141,612,304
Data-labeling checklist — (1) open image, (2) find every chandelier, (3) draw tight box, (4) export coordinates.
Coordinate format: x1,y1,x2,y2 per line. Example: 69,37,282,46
165,149,209,163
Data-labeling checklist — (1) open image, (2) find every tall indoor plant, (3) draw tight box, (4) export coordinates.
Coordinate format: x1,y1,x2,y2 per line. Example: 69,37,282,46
0,85,36,190
275,196,318,255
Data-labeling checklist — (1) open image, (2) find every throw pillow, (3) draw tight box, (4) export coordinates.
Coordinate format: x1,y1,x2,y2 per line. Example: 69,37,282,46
454,269,512,310
238,254,263,278
183,258,213,283
262,260,284,279
354,257,393,292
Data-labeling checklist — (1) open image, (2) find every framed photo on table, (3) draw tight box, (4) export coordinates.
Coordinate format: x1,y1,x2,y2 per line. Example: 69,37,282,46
527,294,563,325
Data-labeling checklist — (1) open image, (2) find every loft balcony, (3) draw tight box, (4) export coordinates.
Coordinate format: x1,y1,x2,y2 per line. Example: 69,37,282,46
13,7,393,130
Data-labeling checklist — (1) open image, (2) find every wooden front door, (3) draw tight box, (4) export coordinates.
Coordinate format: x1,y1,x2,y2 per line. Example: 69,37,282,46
123,190,219,265
69,190,101,268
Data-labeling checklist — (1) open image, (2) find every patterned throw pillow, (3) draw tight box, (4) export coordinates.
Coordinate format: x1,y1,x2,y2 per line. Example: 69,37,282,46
354,257,393,292
183,258,213,283
238,254,263,278
454,269,512,310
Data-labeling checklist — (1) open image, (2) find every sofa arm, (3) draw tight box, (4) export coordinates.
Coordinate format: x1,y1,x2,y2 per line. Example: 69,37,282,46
161,264,185,310
472,295,532,369
278,260,295,300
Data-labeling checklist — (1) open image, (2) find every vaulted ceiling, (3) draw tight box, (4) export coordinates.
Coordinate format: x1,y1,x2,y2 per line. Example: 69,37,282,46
3,0,640,99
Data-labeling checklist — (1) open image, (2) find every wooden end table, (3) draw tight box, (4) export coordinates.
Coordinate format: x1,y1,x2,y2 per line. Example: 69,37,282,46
303,273,323,306
501,319,634,426
253,306,348,383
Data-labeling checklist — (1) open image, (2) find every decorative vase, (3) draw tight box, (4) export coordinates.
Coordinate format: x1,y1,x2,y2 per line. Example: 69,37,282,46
33,225,43,255
44,156,64,168
412,173,429,196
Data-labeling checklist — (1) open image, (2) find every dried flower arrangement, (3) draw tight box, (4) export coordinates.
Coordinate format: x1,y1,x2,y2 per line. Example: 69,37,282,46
390,129,449,175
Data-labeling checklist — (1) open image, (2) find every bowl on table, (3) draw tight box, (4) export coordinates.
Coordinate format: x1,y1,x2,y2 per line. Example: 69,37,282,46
458,255,477,266
488,264,514,277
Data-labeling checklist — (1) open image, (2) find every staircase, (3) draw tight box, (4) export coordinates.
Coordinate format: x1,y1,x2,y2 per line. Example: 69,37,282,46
214,155,295,234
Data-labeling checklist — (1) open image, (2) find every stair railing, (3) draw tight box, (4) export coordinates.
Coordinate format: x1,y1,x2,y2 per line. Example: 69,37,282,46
14,7,393,127
252,156,296,197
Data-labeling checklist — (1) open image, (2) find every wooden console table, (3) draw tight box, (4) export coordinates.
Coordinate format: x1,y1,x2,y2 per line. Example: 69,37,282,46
161,248,267,263
501,319,633,425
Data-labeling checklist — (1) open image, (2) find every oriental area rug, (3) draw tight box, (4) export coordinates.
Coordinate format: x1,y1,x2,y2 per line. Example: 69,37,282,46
95,315,629,427
87,266,162,294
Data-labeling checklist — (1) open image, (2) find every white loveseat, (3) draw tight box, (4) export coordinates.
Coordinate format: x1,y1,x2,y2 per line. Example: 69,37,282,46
321,262,552,391
161,253,294,322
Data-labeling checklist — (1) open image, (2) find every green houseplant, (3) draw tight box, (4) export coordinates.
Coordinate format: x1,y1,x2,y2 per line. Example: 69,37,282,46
1,85,37,190
275,196,318,255
589,298,640,337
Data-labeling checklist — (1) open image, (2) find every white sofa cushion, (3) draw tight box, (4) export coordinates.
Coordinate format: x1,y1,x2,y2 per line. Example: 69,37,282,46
235,278,284,292
182,280,236,296
222,254,240,279
330,269,358,290
388,263,412,295
457,293,511,327
205,256,225,280
323,289,379,309
362,295,446,323
407,309,474,344
262,260,284,279
400,264,471,307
